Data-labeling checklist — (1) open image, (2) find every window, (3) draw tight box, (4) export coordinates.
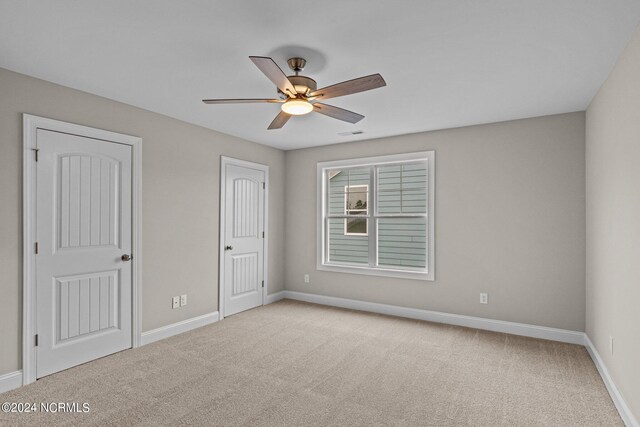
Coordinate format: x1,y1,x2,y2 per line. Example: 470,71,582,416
344,185,368,235
317,151,435,280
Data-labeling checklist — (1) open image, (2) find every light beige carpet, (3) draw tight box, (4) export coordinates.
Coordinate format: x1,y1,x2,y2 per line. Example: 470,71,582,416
0,299,622,426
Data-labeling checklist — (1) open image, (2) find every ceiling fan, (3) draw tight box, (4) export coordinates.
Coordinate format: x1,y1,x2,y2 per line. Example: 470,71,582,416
202,56,386,129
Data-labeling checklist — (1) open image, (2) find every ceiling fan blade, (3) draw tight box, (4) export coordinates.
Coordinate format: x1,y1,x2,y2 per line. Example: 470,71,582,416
309,74,386,101
313,103,364,124
202,98,284,104
267,111,292,130
249,56,297,98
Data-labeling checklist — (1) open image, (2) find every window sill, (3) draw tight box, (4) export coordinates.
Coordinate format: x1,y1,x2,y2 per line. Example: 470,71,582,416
317,263,433,281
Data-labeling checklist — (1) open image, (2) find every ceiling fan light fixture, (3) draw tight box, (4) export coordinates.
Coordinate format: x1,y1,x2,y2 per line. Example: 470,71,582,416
281,99,313,115
203,56,386,129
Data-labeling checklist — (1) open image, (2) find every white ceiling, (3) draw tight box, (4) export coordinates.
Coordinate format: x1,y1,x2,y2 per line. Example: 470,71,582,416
1,1,639,150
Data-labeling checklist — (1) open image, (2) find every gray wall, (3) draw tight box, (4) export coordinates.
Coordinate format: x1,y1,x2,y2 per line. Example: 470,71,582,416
586,24,640,420
285,112,586,331
0,68,285,376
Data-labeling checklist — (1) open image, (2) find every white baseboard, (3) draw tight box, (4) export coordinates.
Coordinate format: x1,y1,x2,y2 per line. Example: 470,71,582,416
584,335,638,427
282,291,585,344
0,370,23,394
265,291,285,304
140,311,219,346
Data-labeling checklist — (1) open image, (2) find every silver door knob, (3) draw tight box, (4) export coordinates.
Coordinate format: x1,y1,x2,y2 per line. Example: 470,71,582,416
121,254,132,261
225,245,233,251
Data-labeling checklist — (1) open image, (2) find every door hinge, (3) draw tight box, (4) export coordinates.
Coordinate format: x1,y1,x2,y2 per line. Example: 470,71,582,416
35,334,39,347
35,242,39,254
263,182,265,189
262,280,264,288
32,148,39,162
262,231,265,238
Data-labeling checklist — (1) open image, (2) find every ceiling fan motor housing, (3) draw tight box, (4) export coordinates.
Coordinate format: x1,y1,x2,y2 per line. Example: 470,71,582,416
278,75,317,98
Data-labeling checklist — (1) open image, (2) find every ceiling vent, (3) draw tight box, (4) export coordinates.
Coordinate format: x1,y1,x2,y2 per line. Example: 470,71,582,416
338,130,364,136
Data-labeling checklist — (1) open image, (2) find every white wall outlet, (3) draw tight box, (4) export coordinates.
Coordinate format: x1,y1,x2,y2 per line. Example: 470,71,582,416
180,294,187,307
304,274,310,283
609,336,614,355
479,293,488,304
172,296,180,309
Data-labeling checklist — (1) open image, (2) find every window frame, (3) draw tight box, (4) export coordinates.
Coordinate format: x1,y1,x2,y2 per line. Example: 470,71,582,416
317,151,435,281
343,184,369,236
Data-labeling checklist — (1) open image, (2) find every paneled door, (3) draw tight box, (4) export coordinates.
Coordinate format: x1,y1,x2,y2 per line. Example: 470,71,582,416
35,129,133,378
222,162,265,317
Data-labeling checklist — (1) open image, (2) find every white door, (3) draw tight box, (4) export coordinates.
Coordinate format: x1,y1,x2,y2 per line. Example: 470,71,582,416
36,129,133,378
223,163,265,316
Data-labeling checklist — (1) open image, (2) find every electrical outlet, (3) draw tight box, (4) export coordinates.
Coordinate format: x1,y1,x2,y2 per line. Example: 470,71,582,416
180,294,187,307
479,293,488,304
304,274,310,283
172,296,180,309
609,336,614,355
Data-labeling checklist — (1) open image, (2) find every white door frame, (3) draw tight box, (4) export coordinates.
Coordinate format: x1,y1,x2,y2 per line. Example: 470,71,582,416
219,156,269,319
22,114,142,385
